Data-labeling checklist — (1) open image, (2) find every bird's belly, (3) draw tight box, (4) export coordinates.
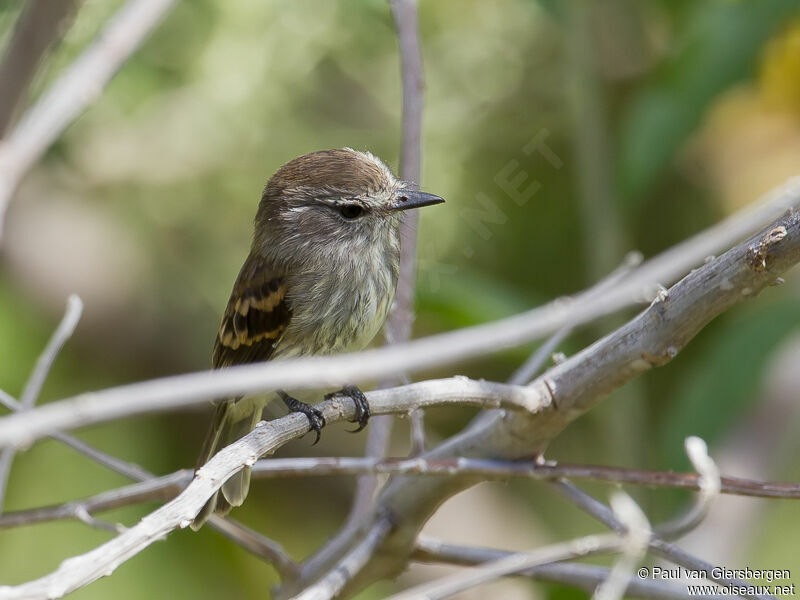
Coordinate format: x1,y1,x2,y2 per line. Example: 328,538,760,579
275,267,395,358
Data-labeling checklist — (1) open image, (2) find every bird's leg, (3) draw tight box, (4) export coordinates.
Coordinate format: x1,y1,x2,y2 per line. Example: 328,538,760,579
278,390,326,445
324,385,370,432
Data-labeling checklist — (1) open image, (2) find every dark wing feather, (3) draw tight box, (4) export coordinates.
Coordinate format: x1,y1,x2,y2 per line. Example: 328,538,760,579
213,255,291,368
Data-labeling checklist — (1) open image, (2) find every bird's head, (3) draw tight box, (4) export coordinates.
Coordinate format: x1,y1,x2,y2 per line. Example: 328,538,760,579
253,148,443,269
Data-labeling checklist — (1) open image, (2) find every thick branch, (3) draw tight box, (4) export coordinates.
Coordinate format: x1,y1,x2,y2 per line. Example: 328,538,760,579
287,199,800,596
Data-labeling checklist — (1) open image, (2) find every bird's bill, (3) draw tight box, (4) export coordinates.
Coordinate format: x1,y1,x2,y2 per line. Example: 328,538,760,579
388,189,445,211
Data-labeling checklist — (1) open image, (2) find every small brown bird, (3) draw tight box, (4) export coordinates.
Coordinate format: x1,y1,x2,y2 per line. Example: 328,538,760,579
192,148,443,528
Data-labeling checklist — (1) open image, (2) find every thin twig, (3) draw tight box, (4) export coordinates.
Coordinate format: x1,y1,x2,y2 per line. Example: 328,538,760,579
593,492,651,600
509,251,643,385
387,532,622,600
290,516,392,600
413,538,709,600
655,437,721,540
207,516,300,583
0,470,191,529
20,295,83,408
2,456,796,531
0,0,178,234
555,483,775,600
48,432,154,482
0,295,82,513
386,0,425,345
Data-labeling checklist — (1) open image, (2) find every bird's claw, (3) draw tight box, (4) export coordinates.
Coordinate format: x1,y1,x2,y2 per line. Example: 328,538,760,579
282,394,326,445
325,385,370,433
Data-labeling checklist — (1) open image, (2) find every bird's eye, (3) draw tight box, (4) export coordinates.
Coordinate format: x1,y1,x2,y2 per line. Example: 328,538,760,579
339,204,364,219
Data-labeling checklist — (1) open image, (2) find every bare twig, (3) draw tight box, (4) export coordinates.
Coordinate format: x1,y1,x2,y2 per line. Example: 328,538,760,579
48,431,154,482
413,538,708,600
386,0,425,344
73,506,125,534
0,0,178,234
0,295,82,513
0,0,82,136
20,295,83,409
655,437,721,540
509,251,643,385
387,532,622,600
2,455,796,531
207,516,300,582
0,470,190,529
593,493,651,600
290,516,392,600
556,483,775,600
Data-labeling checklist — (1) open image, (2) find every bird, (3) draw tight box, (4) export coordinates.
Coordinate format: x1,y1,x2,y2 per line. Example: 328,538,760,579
191,148,444,529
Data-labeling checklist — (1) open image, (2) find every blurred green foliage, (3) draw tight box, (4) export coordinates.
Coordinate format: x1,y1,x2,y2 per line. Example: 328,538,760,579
1,0,799,598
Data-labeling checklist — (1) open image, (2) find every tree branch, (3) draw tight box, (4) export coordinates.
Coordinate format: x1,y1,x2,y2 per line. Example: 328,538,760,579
284,194,800,597
0,0,177,235
0,381,545,600
2,455,796,531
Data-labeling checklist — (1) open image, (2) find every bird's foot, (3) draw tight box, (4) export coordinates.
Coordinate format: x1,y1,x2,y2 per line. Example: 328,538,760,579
325,385,370,432
279,391,326,445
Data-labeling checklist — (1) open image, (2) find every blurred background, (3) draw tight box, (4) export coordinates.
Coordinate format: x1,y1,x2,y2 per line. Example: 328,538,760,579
1,0,799,598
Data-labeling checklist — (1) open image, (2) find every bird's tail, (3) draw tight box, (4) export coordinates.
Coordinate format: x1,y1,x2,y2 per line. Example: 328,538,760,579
191,400,261,530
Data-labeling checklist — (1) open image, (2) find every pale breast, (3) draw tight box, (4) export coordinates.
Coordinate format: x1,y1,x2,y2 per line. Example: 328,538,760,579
274,250,398,358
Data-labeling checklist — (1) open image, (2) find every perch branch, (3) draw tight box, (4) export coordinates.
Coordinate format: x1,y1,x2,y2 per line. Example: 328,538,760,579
0,382,545,600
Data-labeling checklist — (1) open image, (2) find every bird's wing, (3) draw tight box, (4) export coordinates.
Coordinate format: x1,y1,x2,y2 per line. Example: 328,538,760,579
212,254,292,368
